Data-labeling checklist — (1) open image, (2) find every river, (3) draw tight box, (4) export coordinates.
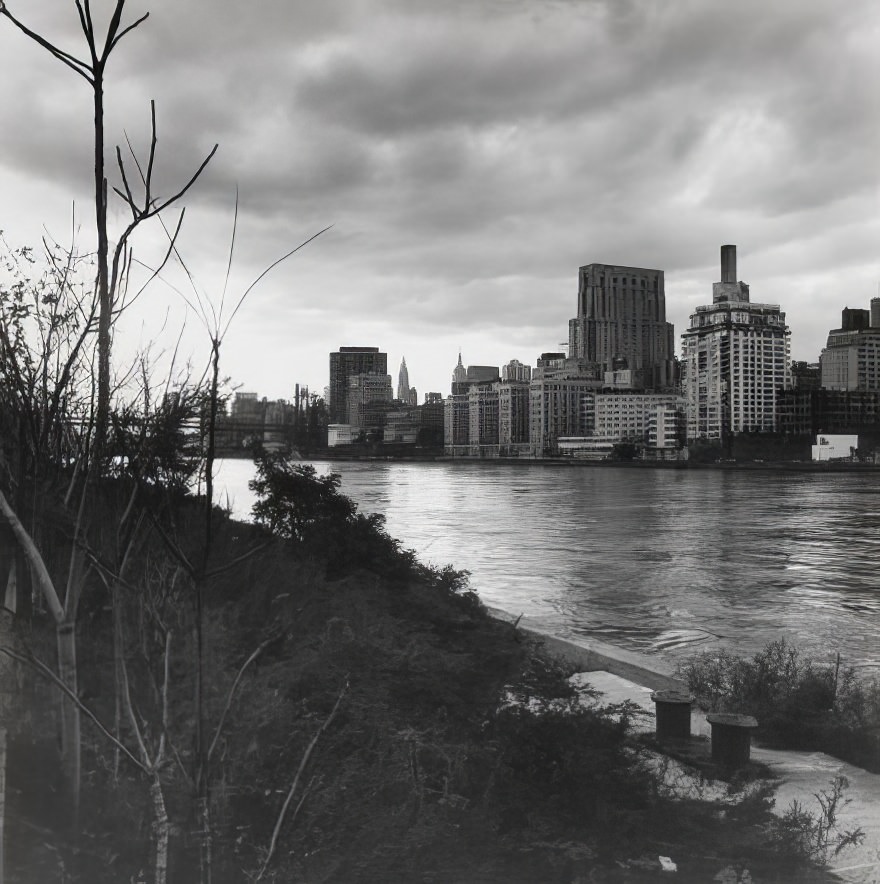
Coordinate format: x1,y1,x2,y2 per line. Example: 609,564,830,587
215,459,880,674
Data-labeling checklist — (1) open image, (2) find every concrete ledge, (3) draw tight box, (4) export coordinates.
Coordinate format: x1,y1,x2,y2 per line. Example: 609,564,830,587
488,607,686,694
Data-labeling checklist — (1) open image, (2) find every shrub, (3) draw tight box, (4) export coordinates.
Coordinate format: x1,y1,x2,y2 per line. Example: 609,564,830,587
249,453,476,602
678,640,880,770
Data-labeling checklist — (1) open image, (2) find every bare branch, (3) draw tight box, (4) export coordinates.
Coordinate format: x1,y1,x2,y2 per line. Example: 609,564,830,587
217,186,239,328
107,11,150,57
221,224,333,341
204,541,272,579
0,645,147,773
1,7,94,82
255,678,349,881
206,631,285,766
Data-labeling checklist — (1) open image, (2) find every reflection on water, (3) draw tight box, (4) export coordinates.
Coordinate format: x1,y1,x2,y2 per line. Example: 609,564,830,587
215,459,880,673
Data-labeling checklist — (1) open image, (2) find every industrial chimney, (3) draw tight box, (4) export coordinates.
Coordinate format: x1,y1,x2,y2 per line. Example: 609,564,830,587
721,245,737,283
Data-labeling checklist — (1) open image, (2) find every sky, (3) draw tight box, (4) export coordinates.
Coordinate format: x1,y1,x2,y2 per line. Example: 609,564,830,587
0,0,878,403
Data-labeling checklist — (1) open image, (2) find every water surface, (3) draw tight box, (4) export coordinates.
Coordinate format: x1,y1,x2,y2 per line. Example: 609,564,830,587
216,459,880,673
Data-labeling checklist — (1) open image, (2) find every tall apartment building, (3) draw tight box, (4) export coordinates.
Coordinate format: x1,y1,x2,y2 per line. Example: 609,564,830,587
681,245,790,440
820,299,880,391
568,262,676,389
329,347,387,422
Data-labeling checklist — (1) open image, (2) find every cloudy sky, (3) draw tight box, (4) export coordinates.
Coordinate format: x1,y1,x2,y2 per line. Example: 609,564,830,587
1,0,878,402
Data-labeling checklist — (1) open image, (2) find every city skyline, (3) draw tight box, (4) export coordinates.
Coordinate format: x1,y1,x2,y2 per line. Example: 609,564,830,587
0,1,877,402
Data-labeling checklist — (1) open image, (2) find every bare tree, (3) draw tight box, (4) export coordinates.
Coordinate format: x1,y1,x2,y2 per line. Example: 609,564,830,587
0,0,217,459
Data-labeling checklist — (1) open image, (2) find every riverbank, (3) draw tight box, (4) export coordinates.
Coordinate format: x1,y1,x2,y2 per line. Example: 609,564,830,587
6,466,853,882
493,609,880,884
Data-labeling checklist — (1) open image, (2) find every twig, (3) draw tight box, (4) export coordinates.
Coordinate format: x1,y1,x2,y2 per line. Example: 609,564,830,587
255,678,349,881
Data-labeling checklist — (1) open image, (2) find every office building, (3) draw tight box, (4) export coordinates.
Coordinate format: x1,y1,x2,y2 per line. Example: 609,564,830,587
329,347,387,423
568,262,676,389
681,245,790,440
348,372,393,429
820,300,880,391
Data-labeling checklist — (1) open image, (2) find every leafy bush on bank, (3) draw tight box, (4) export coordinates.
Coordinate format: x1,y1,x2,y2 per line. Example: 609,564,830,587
678,639,880,771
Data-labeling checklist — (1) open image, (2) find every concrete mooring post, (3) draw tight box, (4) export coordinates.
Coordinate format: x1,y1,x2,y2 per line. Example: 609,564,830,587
650,690,694,741
706,712,758,770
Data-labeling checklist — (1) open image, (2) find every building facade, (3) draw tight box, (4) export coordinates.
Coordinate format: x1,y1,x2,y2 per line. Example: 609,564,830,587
820,300,880,392
568,262,676,389
529,355,602,456
347,372,393,430
681,245,790,440
329,347,387,423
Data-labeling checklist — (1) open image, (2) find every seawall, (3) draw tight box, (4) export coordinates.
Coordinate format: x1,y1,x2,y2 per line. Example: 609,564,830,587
487,607,685,693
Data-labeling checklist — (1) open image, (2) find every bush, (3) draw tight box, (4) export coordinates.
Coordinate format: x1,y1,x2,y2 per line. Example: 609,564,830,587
249,453,477,604
678,640,880,770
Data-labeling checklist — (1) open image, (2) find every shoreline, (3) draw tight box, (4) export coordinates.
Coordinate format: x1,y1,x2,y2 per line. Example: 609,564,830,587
486,607,685,692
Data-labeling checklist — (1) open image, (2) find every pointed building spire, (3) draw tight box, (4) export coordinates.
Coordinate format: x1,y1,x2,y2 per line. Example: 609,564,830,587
452,350,467,385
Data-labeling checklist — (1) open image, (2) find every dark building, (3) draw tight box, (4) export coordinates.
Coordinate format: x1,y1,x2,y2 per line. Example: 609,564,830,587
329,347,387,423
568,262,676,389
451,363,500,395
791,361,821,390
777,388,880,436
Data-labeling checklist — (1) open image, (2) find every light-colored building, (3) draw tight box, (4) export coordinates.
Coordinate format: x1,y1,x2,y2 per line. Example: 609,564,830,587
498,380,530,455
681,245,791,440
585,392,686,443
502,359,532,382
812,434,858,461
529,354,602,456
467,384,500,456
557,395,686,460
820,301,880,392
444,393,470,453
327,424,356,447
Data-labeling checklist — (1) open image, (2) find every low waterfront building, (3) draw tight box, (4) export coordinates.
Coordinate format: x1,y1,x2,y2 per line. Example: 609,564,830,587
812,434,858,461
328,424,356,447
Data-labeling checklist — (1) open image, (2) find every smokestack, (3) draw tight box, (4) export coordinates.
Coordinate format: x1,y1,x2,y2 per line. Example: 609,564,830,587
721,244,737,283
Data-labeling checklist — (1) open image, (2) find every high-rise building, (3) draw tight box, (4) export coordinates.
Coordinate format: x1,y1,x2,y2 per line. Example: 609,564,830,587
681,245,790,440
397,357,417,405
502,359,531,382
820,300,880,391
568,262,676,389
329,347,387,423
451,352,467,387
348,373,393,429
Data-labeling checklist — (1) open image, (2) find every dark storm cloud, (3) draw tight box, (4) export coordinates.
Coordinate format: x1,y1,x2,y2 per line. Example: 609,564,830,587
1,0,877,397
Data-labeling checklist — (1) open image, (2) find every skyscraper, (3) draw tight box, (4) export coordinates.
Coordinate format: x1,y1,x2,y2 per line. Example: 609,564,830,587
329,347,387,423
568,262,676,389
396,356,417,405
681,245,790,440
